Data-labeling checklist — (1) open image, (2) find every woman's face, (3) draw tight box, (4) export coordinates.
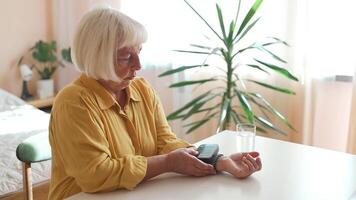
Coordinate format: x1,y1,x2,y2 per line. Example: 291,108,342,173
99,45,142,93
114,45,142,82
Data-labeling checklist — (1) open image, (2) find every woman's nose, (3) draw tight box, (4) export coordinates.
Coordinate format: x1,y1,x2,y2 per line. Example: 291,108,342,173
131,55,141,71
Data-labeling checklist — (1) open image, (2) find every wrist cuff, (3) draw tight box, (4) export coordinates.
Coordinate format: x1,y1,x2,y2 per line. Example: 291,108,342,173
212,154,224,170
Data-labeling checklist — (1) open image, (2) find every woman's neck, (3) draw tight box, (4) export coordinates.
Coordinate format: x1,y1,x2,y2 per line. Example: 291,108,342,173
114,89,127,108
97,79,127,108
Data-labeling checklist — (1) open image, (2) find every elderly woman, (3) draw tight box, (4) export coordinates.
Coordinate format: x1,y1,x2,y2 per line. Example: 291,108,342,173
49,7,262,199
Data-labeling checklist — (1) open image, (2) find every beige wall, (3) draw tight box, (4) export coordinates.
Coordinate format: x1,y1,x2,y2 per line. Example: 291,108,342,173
0,0,121,96
0,0,52,96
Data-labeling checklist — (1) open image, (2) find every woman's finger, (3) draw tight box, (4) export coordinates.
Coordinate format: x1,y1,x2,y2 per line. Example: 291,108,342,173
190,155,214,171
192,165,215,176
190,156,216,174
189,146,198,151
256,157,262,170
238,162,250,177
247,151,260,158
194,162,214,172
243,156,255,171
185,147,199,156
246,154,259,170
230,153,243,160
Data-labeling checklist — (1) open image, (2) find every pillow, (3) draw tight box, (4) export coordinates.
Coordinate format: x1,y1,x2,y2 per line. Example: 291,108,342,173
0,89,26,112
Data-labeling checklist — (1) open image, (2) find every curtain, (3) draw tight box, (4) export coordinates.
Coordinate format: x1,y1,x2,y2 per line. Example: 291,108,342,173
347,70,356,154
296,0,356,153
51,0,121,92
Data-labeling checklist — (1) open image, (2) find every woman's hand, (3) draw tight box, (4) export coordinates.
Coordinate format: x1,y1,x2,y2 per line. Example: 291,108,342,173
165,147,216,177
215,152,262,179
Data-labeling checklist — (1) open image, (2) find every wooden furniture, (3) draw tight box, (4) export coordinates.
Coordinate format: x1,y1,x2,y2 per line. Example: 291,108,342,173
27,96,54,112
68,130,356,200
1,182,49,200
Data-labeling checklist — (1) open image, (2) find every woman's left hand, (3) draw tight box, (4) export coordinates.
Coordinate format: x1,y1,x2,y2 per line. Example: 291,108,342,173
215,152,262,179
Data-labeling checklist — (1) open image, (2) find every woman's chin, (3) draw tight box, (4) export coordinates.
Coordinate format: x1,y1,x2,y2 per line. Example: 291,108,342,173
123,79,132,83
121,79,132,86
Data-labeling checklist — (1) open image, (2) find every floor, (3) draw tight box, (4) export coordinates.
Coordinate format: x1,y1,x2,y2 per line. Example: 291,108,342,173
1,182,49,200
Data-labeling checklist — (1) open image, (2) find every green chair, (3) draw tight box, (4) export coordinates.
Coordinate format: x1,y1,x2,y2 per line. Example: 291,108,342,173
16,133,51,200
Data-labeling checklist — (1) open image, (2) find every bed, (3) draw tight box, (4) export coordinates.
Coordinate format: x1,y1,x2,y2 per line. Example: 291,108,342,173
0,89,51,199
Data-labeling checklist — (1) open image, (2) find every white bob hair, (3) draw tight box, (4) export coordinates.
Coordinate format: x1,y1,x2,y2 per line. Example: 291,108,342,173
72,7,147,81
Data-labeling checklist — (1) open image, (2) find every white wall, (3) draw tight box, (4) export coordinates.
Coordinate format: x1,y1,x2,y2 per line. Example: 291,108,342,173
312,80,353,152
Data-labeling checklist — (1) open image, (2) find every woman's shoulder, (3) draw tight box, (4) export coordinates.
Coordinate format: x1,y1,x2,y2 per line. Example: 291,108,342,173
131,77,155,96
132,77,151,88
130,77,160,106
53,82,94,108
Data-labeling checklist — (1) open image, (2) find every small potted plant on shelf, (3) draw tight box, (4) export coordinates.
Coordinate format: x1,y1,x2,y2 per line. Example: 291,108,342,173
30,40,71,99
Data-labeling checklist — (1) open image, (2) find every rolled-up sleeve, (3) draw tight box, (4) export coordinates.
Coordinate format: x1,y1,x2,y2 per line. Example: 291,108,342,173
50,102,147,192
152,92,192,154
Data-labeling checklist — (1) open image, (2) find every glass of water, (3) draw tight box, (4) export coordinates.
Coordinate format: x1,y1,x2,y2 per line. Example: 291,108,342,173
236,123,256,152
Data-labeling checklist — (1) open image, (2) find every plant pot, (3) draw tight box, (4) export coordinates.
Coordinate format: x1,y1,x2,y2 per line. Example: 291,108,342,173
37,79,54,99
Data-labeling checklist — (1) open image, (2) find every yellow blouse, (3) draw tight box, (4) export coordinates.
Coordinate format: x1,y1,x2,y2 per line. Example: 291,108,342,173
49,74,191,199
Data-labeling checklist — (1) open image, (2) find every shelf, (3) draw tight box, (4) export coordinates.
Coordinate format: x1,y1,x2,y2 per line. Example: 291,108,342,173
27,96,55,109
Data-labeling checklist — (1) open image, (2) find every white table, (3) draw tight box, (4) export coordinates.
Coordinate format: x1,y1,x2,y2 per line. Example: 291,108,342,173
68,131,356,200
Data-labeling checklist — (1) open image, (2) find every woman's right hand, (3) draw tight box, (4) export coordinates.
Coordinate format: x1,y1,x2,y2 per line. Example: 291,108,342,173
165,148,216,176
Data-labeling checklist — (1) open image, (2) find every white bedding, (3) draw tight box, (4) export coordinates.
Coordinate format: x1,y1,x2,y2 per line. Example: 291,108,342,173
0,89,51,197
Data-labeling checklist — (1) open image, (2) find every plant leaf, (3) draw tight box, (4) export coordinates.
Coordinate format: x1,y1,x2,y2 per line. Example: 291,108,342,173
159,64,208,77
235,17,260,44
246,64,270,75
195,104,220,114
233,0,242,28
182,94,219,120
230,109,242,124
173,50,215,55
255,116,288,135
167,92,211,120
262,41,289,47
227,20,236,45
234,73,247,90
257,46,287,63
254,59,298,81
169,78,216,88
235,89,254,123
249,93,295,130
247,79,296,95
233,43,256,57
256,126,267,133
243,93,269,111
202,48,223,66
185,118,210,133
216,3,227,39
182,102,205,120
235,0,263,39
184,0,223,41
190,44,212,50
216,95,230,133
184,112,218,134
61,47,72,63
268,37,290,46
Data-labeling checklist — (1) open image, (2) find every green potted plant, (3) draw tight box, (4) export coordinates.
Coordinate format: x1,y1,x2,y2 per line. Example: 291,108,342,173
159,0,298,135
30,40,71,99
